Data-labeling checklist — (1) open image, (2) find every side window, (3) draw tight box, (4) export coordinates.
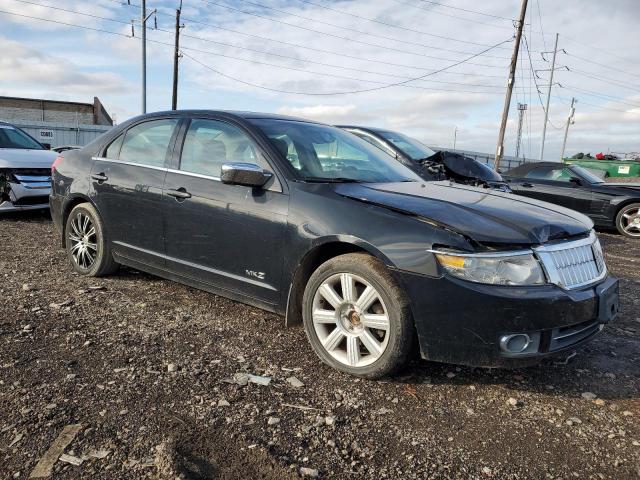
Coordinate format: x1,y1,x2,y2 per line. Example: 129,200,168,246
269,135,301,170
526,167,553,180
104,133,124,159
118,119,179,167
351,131,396,158
180,119,263,177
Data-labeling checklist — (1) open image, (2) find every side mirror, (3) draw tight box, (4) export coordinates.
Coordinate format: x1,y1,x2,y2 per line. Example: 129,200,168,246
569,177,582,186
220,162,272,188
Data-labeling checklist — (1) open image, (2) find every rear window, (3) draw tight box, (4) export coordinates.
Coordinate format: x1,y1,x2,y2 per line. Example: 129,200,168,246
117,119,179,167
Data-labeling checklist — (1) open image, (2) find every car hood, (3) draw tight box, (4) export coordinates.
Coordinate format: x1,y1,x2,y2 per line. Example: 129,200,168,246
0,149,58,169
335,181,593,246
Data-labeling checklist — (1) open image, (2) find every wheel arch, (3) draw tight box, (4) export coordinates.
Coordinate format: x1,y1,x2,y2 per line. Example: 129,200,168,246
284,237,392,327
59,194,96,248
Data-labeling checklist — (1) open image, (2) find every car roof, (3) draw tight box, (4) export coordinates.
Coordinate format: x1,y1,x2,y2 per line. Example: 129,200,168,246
506,161,570,175
135,110,324,125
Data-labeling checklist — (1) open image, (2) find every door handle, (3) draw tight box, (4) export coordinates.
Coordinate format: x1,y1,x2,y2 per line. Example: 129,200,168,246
91,172,108,183
166,187,192,200
521,183,534,188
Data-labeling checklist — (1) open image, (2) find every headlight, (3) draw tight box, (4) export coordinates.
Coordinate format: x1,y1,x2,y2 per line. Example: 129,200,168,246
434,251,546,286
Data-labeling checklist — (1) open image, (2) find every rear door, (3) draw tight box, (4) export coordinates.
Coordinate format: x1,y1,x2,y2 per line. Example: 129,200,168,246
162,117,289,305
90,118,180,267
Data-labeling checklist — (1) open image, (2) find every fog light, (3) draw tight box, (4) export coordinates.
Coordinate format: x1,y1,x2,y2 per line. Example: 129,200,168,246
499,332,540,355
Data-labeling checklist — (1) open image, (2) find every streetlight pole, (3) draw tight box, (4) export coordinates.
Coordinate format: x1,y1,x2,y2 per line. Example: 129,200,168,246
141,0,146,114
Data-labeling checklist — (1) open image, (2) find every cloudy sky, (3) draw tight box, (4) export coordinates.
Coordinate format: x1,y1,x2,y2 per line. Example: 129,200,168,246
0,0,638,160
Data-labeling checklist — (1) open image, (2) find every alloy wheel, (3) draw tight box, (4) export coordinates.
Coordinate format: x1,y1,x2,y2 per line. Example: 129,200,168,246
68,212,98,269
620,206,640,237
312,273,390,368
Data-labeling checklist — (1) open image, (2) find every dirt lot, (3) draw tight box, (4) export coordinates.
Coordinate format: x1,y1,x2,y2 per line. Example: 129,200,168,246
1,212,639,479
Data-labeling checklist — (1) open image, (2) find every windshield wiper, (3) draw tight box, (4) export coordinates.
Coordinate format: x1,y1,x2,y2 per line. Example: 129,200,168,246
303,177,363,183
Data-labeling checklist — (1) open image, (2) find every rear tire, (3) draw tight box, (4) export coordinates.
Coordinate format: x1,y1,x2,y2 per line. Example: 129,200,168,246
615,203,640,238
302,253,416,379
65,203,118,276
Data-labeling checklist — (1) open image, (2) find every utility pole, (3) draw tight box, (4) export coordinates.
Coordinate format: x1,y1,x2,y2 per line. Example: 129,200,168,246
172,1,183,110
494,0,528,171
560,97,576,161
141,0,147,114
453,126,458,150
515,103,527,160
539,33,559,161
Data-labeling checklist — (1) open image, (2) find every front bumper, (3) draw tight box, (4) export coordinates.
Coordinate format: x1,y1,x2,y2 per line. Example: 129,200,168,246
396,270,619,367
0,175,51,212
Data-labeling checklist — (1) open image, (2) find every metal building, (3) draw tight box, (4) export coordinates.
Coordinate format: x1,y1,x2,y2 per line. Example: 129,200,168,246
0,96,114,149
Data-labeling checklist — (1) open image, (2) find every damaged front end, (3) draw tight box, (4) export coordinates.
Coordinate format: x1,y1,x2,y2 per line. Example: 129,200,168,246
419,151,511,192
0,168,52,212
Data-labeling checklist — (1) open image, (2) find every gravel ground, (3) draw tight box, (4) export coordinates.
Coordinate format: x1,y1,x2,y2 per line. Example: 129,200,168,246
1,211,639,480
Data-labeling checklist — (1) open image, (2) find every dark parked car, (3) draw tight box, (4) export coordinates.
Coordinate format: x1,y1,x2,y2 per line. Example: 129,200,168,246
339,126,507,190
505,162,640,238
50,111,619,378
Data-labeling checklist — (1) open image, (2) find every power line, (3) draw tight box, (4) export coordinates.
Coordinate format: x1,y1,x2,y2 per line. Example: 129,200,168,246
560,84,640,109
181,37,512,96
535,0,547,51
0,6,511,97
561,34,636,64
103,0,513,78
415,0,515,21
8,0,514,85
564,51,640,80
562,66,640,93
552,95,632,114
522,33,563,130
0,7,132,37
201,0,513,54
321,0,515,31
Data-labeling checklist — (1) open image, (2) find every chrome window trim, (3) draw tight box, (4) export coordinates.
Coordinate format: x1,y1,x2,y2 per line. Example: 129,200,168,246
166,168,221,182
91,157,168,172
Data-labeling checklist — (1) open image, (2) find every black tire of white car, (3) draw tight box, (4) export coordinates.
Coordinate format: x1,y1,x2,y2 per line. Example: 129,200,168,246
65,203,119,276
615,203,640,238
302,253,416,379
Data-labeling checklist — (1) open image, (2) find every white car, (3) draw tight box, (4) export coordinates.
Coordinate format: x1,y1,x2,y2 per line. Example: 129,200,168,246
0,121,58,212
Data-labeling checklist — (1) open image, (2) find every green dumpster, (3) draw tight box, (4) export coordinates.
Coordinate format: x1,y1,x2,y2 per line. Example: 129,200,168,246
563,158,640,178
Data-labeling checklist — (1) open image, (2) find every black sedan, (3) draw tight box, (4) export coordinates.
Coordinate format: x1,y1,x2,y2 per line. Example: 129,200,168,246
339,125,506,189
505,162,640,238
50,111,618,378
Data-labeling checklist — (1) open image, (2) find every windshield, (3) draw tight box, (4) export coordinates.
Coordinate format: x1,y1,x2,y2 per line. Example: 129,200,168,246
572,165,605,184
250,119,421,183
0,125,44,150
373,130,435,160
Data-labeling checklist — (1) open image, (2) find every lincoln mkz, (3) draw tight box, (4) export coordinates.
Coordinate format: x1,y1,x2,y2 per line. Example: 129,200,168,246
50,111,619,378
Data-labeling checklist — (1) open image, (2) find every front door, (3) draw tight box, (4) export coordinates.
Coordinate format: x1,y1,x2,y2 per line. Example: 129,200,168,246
162,117,289,306
510,165,592,214
90,118,180,267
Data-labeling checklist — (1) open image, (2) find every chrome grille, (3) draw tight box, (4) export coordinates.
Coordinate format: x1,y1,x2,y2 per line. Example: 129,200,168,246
11,169,51,189
534,232,606,289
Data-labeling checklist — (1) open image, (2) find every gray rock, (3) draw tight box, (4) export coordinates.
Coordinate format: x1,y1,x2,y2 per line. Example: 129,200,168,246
267,416,280,426
581,392,597,400
300,467,319,477
286,376,305,388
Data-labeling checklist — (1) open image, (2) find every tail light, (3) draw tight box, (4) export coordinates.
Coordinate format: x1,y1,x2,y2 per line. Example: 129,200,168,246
51,155,63,174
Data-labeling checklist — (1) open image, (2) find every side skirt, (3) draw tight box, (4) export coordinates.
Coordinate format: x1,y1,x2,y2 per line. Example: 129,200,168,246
113,251,282,316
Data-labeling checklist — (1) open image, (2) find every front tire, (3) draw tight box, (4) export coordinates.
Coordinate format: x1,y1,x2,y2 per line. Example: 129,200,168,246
615,203,640,238
65,203,118,276
302,253,415,379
